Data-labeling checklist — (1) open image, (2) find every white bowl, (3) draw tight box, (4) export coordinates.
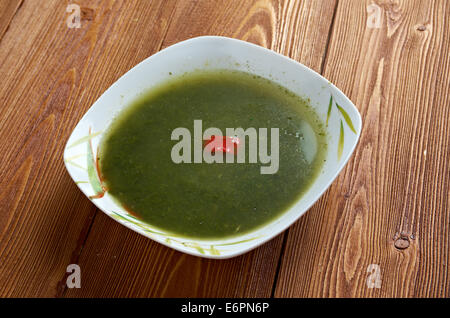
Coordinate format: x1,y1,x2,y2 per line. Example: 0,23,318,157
63,36,361,259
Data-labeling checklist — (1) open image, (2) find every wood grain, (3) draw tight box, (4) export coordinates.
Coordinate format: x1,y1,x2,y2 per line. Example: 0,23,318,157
0,0,22,41
0,0,448,298
63,0,337,297
0,0,177,297
275,0,449,297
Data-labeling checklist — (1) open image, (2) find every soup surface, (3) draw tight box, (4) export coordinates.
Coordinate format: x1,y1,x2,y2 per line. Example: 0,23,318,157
99,70,327,239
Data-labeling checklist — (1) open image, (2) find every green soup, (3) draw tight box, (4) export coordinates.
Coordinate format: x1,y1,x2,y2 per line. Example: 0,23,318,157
99,70,327,239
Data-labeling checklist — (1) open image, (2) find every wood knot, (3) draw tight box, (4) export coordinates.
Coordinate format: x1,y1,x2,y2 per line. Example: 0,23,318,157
81,7,95,21
416,25,427,31
394,237,410,250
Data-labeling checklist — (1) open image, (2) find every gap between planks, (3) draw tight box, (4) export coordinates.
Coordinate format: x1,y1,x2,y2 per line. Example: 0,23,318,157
0,0,24,43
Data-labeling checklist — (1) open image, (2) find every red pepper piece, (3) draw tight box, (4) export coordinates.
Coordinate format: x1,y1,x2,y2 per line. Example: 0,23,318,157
204,135,240,155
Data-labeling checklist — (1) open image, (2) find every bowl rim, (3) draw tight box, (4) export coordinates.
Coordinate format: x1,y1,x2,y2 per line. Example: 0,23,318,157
63,35,362,259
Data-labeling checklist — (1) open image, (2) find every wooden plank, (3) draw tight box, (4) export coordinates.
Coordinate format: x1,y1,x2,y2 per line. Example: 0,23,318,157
275,0,449,297
0,0,177,297
64,0,337,297
0,0,23,41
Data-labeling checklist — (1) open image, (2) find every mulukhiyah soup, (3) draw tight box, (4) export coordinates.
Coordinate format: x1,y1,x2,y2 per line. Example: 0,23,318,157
99,70,327,239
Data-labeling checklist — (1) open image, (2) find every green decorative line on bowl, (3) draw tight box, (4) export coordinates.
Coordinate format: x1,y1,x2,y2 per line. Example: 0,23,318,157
64,128,105,198
86,127,107,199
67,130,102,149
64,154,87,170
336,103,356,134
326,95,333,126
338,120,344,160
65,159,86,170
110,211,260,256
326,94,356,160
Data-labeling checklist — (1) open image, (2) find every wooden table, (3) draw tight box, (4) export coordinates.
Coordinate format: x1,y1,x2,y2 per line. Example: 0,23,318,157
0,0,448,298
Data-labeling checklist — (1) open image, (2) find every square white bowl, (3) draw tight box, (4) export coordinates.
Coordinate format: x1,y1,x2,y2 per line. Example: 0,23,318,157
63,36,361,259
